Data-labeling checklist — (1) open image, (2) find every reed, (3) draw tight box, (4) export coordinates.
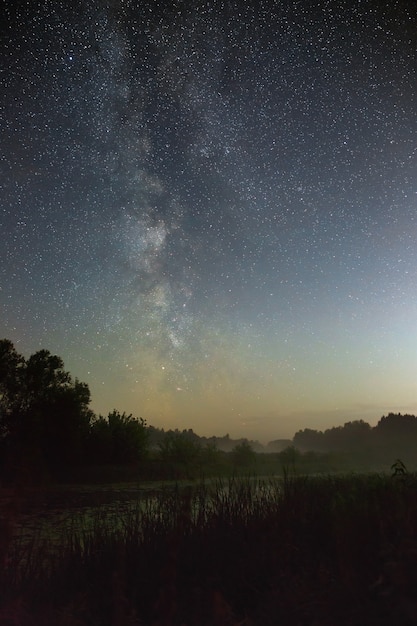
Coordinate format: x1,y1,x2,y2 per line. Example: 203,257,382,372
1,473,417,625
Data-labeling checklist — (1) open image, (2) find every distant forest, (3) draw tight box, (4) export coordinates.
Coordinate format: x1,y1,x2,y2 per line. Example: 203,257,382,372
1,338,417,483
148,413,417,469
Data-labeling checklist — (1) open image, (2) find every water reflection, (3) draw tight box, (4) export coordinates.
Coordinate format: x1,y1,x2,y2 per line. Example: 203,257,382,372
1,477,283,576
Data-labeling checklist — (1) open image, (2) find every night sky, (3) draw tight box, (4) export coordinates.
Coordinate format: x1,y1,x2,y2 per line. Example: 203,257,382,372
2,0,416,441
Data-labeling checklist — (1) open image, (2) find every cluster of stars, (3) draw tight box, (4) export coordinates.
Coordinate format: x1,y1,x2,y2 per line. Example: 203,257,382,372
1,0,416,438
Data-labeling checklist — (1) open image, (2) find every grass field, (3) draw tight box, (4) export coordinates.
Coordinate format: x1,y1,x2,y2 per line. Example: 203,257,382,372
1,472,417,625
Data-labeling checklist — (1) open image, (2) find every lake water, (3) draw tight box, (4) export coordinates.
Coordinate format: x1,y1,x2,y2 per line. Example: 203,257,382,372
0,477,283,577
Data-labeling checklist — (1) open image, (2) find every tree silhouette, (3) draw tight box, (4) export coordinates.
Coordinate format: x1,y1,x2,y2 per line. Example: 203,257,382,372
231,440,256,468
0,339,25,436
293,428,325,452
0,339,93,478
89,410,148,465
158,431,202,478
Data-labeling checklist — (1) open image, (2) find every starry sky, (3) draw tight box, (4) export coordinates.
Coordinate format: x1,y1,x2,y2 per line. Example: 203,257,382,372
1,0,416,442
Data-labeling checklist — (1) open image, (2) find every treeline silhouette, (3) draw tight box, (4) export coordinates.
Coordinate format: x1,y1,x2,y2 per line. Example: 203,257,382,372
146,425,265,452
0,339,263,482
0,339,147,481
1,338,416,483
293,415,417,468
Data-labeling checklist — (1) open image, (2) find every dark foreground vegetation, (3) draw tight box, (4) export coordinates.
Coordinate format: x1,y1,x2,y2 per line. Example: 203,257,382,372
2,339,417,623
2,472,417,625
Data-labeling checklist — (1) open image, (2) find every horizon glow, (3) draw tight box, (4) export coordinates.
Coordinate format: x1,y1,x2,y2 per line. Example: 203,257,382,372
2,1,416,443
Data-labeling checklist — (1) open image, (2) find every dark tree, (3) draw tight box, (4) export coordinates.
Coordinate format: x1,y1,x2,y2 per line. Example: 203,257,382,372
0,339,25,436
293,428,325,452
231,440,256,468
373,413,417,465
89,410,148,465
0,339,93,479
158,431,202,478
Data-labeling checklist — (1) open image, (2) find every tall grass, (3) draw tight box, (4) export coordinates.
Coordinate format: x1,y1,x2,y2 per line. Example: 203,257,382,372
2,473,417,625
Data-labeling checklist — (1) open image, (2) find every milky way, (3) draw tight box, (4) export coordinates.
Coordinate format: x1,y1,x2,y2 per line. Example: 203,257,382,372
1,1,416,440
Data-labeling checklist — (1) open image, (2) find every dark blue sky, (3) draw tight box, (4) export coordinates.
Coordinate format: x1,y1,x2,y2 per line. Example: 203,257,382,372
2,0,416,440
